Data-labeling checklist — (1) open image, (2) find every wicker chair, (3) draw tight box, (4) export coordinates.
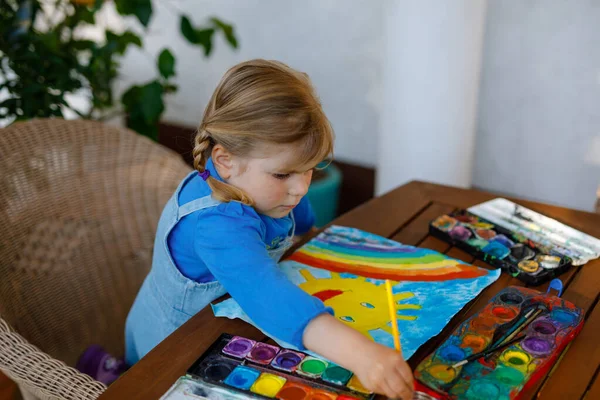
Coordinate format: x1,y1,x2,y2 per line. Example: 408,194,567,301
0,119,192,400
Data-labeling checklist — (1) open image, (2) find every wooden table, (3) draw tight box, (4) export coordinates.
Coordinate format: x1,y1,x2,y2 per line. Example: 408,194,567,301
101,181,600,400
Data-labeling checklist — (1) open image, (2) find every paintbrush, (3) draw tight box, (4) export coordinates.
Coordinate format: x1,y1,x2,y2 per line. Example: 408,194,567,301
490,305,545,351
447,334,526,370
385,280,402,352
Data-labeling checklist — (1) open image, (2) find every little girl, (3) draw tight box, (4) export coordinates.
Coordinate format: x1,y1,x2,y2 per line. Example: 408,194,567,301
125,60,414,399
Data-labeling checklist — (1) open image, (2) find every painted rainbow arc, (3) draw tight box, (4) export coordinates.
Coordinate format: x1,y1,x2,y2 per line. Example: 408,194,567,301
288,236,488,281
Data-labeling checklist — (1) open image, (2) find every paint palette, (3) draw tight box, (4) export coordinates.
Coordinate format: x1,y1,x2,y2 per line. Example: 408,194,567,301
413,286,584,399
161,334,374,400
429,208,573,285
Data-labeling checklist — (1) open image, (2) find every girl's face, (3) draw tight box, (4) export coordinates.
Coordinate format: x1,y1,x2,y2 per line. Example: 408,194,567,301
213,143,314,219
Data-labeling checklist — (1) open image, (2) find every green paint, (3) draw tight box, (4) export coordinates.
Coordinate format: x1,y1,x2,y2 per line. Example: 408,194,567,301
322,365,352,385
508,357,525,366
300,359,327,375
495,367,525,386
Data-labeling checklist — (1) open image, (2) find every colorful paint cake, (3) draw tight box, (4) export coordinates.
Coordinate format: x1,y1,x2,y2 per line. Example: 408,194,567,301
414,286,584,399
179,334,374,400
430,204,578,285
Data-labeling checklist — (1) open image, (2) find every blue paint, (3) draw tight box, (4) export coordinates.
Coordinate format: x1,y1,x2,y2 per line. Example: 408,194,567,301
224,365,260,390
482,241,511,259
439,344,466,362
550,309,577,325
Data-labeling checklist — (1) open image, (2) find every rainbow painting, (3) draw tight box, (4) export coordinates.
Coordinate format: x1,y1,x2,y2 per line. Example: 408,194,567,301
213,225,500,359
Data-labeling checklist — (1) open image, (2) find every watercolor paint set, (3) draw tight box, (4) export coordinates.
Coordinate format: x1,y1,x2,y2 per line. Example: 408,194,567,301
161,334,374,400
430,198,600,285
413,285,584,399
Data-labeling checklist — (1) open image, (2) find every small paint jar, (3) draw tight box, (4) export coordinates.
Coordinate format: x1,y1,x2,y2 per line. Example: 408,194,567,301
222,337,256,359
247,343,280,365
449,225,472,241
271,350,305,372
536,255,561,270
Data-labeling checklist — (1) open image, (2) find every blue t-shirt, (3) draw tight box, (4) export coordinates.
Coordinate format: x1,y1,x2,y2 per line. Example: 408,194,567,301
167,159,332,349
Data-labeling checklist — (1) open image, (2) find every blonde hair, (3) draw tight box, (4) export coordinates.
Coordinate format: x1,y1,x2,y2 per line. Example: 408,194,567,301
193,59,334,205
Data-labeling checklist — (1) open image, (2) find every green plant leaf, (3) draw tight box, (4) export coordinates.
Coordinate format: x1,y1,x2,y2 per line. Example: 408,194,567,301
180,15,197,44
157,48,175,79
115,0,153,27
211,17,238,48
139,81,164,124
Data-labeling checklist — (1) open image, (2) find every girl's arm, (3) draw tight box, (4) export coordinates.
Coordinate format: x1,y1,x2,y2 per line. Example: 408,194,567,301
303,314,414,400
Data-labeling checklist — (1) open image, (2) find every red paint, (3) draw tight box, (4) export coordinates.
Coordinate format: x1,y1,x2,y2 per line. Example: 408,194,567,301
491,306,518,320
312,290,344,302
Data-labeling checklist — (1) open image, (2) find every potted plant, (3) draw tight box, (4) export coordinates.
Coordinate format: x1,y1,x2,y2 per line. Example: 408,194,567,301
0,0,238,141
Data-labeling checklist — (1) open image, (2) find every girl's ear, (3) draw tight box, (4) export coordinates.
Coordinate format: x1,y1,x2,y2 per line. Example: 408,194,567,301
212,144,235,180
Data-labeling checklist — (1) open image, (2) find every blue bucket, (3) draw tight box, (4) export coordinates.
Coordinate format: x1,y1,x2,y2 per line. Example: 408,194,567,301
306,164,342,227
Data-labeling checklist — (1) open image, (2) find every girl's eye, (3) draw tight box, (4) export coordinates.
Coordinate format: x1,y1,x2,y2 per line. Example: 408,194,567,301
272,173,291,180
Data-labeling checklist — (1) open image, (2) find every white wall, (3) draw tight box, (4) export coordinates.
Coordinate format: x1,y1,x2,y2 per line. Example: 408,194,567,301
474,0,600,212
118,0,383,167
376,0,488,195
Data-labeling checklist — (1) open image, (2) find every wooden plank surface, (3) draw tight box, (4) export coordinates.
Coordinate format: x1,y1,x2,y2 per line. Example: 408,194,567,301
101,181,600,399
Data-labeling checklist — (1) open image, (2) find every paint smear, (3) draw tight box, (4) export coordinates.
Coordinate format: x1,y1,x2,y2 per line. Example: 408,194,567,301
307,390,337,400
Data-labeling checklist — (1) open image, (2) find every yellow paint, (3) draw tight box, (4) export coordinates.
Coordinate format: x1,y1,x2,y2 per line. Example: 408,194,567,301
299,270,421,339
250,373,286,398
426,364,456,384
500,349,531,372
347,375,372,394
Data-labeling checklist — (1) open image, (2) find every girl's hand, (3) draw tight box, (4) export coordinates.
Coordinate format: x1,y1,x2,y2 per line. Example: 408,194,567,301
352,342,414,400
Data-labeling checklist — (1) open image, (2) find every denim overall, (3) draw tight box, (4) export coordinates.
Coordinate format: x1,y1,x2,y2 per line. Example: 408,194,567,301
125,172,295,365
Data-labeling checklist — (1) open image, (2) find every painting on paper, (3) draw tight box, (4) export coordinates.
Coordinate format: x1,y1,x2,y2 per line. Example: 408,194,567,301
213,225,500,359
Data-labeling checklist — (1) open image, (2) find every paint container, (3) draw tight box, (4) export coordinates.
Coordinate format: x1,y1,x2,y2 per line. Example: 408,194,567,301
276,382,312,400
322,365,353,386
520,337,552,357
307,390,337,400
470,222,495,230
494,366,525,386
454,215,477,224
272,350,305,372
510,244,535,262
200,357,240,382
466,238,489,250
347,375,372,394
499,292,524,305
470,315,497,332
501,349,531,368
223,337,256,359
461,334,489,353
449,225,472,241
432,215,458,232
517,260,539,273
530,319,557,336
490,234,515,248
550,309,577,326
247,343,280,365
424,364,456,385
250,373,287,398
491,306,518,321
476,229,497,241
536,255,561,270
224,365,261,390
465,381,500,400
482,241,511,259
297,357,328,378
438,344,466,363
337,395,360,400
